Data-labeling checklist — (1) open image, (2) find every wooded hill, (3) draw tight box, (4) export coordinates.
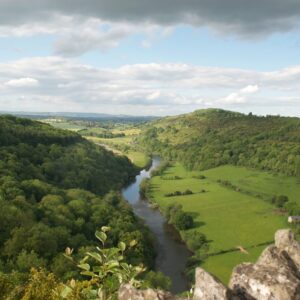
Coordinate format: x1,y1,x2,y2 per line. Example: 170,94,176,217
138,109,300,177
0,115,154,283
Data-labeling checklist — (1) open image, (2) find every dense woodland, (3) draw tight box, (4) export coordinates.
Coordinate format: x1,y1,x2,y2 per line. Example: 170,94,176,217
138,109,300,177
0,115,155,293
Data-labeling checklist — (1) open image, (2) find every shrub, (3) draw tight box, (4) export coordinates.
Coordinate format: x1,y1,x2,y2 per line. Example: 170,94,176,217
272,195,289,208
62,227,146,299
171,211,194,230
142,271,171,290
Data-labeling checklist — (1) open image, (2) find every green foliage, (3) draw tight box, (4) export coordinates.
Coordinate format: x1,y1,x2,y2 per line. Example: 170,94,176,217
63,227,146,300
139,178,150,199
284,201,300,215
0,116,155,282
172,211,194,230
271,195,289,208
142,271,171,290
166,204,194,230
22,268,60,300
138,109,300,177
185,231,209,253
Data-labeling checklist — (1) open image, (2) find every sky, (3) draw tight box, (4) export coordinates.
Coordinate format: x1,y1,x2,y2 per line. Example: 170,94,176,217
1,1,300,116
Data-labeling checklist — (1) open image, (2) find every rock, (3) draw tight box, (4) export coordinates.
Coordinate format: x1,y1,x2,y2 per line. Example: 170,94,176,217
275,229,300,270
229,231,300,300
118,284,187,300
193,268,229,300
230,262,300,300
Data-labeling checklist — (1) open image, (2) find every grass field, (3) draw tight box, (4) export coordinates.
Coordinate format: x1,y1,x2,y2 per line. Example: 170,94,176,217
87,136,150,169
42,120,86,131
148,163,295,283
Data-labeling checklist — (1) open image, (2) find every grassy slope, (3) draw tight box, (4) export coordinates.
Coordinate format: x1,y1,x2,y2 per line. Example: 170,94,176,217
88,135,150,169
148,163,293,283
138,109,300,177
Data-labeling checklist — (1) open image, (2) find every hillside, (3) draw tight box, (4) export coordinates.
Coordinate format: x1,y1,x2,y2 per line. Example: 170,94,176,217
0,115,155,285
138,109,300,177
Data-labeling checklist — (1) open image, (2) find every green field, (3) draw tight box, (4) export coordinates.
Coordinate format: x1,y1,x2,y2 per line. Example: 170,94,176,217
88,136,150,169
42,120,86,131
148,163,296,283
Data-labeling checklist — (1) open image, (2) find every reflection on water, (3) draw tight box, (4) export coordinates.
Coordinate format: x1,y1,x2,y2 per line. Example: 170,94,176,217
122,156,189,293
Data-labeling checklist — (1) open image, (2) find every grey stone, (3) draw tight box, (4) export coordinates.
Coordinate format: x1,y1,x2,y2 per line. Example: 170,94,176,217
193,268,229,300
118,284,187,300
275,229,300,270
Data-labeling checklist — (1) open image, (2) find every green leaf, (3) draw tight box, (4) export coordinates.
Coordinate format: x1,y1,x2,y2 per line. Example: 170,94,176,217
107,260,120,270
87,251,103,263
101,226,111,232
78,263,90,271
129,240,137,247
118,241,126,252
95,230,107,244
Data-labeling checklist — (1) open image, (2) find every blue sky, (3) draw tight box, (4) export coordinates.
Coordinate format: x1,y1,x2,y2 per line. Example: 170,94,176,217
0,0,300,116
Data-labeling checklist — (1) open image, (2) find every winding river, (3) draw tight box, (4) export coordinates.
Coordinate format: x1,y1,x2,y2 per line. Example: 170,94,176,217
122,156,190,293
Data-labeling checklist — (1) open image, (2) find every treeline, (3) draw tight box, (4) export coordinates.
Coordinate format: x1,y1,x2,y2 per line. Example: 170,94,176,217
0,116,137,195
138,109,300,177
0,116,155,287
79,129,125,139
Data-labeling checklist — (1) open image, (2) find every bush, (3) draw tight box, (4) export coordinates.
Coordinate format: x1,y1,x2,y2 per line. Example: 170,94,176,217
186,231,209,252
284,201,300,215
171,211,194,230
62,227,146,299
140,178,150,198
272,195,289,208
142,271,171,290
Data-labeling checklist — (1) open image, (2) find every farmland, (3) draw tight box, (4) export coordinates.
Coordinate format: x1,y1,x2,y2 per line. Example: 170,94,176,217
147,163,295,283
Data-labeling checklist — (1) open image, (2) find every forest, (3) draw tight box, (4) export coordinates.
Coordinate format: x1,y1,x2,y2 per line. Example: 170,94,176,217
0,115,156,297
138,109,300,177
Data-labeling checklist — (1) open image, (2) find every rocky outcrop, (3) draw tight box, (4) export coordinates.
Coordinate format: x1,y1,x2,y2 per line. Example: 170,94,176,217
118,284,188,300
193,268,229,300
119,229,300,300
229,229,300,300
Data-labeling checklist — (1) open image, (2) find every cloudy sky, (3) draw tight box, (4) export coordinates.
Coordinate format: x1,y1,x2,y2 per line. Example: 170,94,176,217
1,1,300,116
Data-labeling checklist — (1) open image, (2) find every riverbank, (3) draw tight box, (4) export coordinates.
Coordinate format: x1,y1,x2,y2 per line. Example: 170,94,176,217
146,162,290,283
122,157,190,293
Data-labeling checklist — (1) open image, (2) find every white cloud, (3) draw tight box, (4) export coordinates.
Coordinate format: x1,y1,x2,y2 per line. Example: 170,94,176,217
0,57,300,115
4,77,39,88
241,84,259,94
218,84,259,105
218,93,246,104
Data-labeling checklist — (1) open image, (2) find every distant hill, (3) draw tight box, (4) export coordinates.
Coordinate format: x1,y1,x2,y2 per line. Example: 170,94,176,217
0,111,158,123
138,108,300,177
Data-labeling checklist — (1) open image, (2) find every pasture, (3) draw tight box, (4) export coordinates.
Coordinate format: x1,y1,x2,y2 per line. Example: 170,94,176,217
148,163,293,283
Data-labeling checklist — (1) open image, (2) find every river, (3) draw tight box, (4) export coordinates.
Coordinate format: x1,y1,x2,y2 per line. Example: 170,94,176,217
122,156,190,293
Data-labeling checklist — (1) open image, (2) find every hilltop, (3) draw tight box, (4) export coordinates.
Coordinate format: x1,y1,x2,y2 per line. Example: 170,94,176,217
138,109,300,177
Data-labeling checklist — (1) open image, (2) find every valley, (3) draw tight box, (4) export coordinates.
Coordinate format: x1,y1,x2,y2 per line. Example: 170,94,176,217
74,109,300,284
1,109,300,298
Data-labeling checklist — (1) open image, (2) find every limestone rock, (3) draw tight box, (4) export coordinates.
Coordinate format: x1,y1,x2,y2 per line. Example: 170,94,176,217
229,230,300,300
193,268,229,300
118,284,187,300
275,229,300,270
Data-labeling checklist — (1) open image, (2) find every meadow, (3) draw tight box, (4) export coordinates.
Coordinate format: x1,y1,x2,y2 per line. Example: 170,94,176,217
87,135,150,169
148,163,296,283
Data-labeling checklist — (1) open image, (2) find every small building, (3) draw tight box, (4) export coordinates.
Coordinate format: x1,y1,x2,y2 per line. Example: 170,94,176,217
288,216,300,223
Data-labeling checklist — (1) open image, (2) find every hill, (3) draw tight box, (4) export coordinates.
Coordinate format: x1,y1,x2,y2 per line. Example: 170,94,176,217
138,109,300,177
0,115,155,283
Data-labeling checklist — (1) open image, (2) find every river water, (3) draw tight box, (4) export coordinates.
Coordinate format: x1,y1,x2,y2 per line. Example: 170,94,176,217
122,156,190,293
